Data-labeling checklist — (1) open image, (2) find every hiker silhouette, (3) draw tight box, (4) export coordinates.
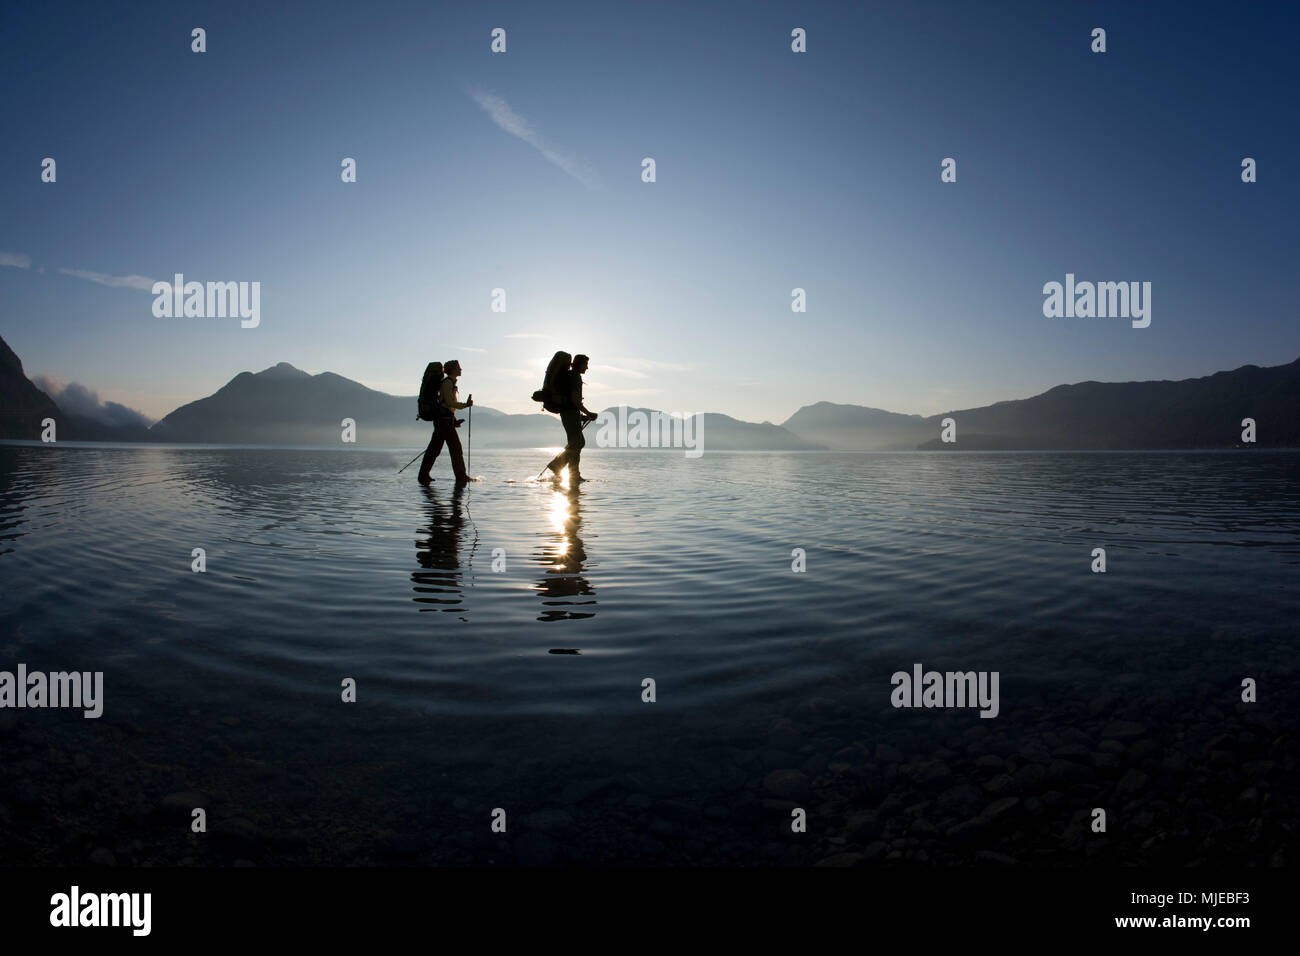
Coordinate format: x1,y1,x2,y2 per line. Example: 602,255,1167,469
541,353,597,482
417,359,473,484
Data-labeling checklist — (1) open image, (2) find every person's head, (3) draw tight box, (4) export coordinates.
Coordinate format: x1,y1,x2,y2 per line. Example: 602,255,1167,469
572,354,589,374
444,360,462,378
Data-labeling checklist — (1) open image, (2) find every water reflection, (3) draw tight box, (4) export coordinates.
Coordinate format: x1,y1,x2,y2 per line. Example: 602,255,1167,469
0,447,35,555
412,484,469,618
534,484,595,621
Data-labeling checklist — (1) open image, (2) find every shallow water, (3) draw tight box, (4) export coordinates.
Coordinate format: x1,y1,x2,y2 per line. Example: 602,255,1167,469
3,445,1296,714
1,444,1296,865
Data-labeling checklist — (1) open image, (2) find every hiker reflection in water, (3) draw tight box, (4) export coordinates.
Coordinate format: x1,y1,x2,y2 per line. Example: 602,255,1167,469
534,487,595,622
412,484,470,619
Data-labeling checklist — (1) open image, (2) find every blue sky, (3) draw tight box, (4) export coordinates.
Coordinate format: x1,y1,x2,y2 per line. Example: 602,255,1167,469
1,0,1297,422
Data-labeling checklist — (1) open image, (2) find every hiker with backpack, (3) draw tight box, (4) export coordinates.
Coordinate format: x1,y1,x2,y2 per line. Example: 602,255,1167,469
535,352,597,482
416,359,473,484
413,360,444,480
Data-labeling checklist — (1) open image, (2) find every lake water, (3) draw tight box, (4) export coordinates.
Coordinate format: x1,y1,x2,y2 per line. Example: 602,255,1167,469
1,444,1296,866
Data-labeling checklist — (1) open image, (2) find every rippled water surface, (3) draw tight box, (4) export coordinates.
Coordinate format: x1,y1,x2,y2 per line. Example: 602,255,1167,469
2,444,1298,866
2,444,1298,717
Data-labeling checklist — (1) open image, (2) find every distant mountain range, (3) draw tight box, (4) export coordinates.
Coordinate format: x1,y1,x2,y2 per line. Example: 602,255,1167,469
909,359,1300,449
2,334,1298,449
778,357,1300,450
780,402,927,451
140,361,817,449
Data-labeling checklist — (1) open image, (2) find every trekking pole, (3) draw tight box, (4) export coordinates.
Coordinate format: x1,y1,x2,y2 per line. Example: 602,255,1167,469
397,450,423,474
467,398,472,475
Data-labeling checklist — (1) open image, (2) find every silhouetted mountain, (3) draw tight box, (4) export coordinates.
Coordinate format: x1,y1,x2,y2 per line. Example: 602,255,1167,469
0,335,60,440
691,411,821,451
150,362,437,446
9,339,1298,450
914,358,1300,449
594,407,821,451
147,364,819,449
1,333,154,441
782,402,927,450
780,358,1300,450
60,412,154,442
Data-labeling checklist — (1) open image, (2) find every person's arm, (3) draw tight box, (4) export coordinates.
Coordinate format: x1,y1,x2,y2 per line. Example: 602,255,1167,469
571,378,595,419
441,379,471,410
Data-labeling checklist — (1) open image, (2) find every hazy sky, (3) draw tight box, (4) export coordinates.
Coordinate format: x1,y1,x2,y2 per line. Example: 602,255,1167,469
2,0,1297,422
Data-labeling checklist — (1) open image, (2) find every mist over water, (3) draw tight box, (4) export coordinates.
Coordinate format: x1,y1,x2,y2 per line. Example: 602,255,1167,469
1,444,1296,865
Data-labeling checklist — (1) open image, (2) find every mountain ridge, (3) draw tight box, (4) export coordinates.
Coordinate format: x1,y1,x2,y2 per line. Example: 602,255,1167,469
3,336,1298,449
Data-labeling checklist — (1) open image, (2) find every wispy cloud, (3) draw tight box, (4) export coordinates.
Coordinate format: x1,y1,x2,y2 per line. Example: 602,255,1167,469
469,88,601,190
615,357,693,374
503,333,549,339
59,268,158,291
588,385,661,398
594,364,649,379
455,346,487,353
0,251,32,269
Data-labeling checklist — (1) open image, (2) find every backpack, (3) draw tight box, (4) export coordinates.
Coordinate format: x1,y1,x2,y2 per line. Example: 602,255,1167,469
417,362,444,421
532,351,572,414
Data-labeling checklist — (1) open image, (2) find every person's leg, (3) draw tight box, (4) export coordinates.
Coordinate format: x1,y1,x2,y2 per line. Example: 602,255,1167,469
547,412,576,476
560,410,585,480
416,427,444,483
442,420,470,482
570,429,584,480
